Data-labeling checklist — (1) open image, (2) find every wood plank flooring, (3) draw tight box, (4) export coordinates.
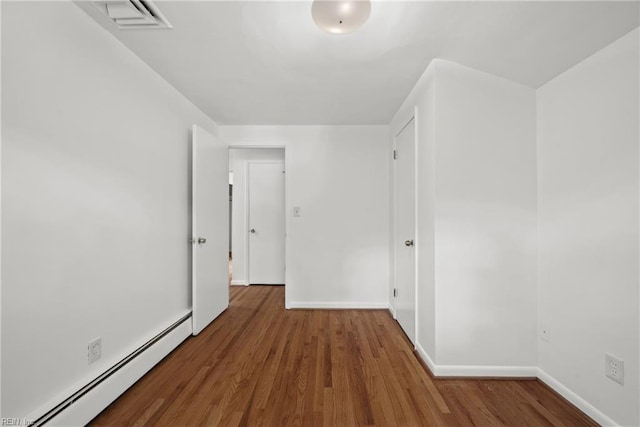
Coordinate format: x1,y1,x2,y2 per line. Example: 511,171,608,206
90,286,597,426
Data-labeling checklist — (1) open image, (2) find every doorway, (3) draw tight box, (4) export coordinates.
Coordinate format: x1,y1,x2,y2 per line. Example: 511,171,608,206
229,148,286,286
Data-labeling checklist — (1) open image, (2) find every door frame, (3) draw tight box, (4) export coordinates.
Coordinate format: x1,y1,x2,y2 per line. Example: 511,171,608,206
392,111,419,347
246,159,286,285
228,145,290,307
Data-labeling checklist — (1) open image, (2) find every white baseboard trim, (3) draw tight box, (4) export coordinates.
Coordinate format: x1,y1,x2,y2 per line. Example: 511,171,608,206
415,342,437,374
42,317,192,426
388,303,396,319
537,368,618,427
288,302,389,309
433,364,538,378
230,280,248,286
413,342,612,425
414,341,536,377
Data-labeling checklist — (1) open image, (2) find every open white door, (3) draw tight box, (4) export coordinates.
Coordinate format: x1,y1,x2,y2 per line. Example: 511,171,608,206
248,161,285,284
192,125,228,335
394,118,416,345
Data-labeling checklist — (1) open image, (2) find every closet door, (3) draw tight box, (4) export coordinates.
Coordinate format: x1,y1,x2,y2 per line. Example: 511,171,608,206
394,118,416,344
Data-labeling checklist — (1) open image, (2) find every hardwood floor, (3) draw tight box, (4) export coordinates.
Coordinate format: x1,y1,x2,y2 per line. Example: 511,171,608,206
90,286,597,426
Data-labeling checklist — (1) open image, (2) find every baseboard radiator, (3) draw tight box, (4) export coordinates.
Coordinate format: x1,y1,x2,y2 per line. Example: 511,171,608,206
30,313,192,426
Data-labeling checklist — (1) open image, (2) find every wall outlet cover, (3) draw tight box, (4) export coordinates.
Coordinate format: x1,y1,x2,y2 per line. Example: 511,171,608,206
605,354,624,385
88,337,102,364
540,324,550,342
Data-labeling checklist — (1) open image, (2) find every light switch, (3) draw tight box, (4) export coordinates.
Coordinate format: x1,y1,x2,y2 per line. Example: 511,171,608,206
293,206,301,217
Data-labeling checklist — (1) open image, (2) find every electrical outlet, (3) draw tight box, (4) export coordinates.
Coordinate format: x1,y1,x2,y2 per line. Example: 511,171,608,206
88,338,102,365
540,324,550,342
605,354,624,385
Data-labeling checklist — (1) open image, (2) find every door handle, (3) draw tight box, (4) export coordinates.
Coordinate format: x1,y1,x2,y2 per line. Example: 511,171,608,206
197,237,207,244
404,240,414,247
250,229,256,234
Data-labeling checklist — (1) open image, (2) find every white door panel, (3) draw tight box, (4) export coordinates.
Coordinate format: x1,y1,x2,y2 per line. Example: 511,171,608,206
192,125,229,335
395,118,416,345
248,161,285,284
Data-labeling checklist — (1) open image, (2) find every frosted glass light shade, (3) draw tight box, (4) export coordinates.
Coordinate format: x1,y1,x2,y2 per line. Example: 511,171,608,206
311,0,371,34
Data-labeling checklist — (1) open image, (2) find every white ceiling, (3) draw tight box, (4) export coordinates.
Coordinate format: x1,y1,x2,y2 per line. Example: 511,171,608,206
77,1,640,125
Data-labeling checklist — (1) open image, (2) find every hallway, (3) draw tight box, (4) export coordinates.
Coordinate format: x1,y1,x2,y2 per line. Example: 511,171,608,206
90,286,595,426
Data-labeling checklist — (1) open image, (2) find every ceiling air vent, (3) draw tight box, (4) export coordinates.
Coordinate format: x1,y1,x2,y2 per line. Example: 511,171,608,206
93,0,172,30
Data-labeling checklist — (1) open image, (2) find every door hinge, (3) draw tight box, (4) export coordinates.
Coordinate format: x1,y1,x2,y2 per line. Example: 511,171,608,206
393,288,398,298
393,150,398,160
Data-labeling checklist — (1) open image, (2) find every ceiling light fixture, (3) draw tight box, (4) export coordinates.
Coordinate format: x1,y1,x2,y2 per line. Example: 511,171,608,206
311,0,371,35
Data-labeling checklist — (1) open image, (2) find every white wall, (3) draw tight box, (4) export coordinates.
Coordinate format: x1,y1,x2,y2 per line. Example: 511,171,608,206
390,59,538,370
230,148,285,285
219,126,389,308
537,28,639,427
390,29,639,424
434,60,538,368
2,2,218,419
390,65,437,359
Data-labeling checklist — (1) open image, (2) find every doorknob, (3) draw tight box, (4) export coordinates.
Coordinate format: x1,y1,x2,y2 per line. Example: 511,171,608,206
250,229,256,234
404,240,414,247
197,237,207,244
